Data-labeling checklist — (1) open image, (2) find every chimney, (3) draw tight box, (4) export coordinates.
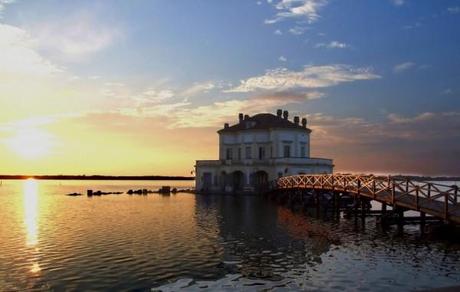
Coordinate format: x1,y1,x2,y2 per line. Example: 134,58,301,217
276,109,282,118
301,118,307,127
224,123,229,129
294,116,299,125
283,110,288,120
238,113,243,123
244,114,249,120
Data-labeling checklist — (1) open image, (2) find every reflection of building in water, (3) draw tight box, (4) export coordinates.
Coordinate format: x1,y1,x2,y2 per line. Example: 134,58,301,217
276,207,339,261
195,109,333,194
194,195,334,280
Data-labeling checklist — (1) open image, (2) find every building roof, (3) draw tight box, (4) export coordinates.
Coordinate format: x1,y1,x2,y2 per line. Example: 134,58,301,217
218,113,311,134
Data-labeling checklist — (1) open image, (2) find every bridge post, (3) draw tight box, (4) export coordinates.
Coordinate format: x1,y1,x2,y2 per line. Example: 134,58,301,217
420,211,426,235
396,207,404,234
357,180,362,222
334,192,340,219
331,176,340,219
379,203,388,228
357,179,361,194
391,178,395,205
454,185,458,205
314,189,320,218
444,193,449,221
360,198,366,223
353,194,358,223
373,180,376,200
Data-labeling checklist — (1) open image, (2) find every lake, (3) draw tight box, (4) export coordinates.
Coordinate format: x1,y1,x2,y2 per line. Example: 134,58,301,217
0,179,459,291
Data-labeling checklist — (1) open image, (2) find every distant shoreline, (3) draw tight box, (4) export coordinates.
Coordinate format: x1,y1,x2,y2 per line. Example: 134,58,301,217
0,175,195,181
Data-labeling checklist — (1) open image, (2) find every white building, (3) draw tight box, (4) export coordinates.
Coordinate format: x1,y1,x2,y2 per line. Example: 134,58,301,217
195,109,333,194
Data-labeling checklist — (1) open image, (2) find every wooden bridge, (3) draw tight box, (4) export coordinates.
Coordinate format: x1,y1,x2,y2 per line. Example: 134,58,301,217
273,174,460,225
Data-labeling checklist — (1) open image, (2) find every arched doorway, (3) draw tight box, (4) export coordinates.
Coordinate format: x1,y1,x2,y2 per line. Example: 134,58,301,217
254,170,269,193
232,171,244,193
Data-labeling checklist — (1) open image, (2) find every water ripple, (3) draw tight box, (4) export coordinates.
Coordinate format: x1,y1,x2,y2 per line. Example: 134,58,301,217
0,180,459,291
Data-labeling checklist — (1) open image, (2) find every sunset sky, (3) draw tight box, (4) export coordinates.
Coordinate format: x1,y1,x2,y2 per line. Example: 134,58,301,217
0,0,459,176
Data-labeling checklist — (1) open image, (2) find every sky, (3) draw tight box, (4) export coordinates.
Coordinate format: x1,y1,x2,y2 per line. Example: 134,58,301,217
0,0,459,176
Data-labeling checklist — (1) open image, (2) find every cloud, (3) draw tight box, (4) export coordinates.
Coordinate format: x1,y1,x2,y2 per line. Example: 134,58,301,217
138,89,175,103
402,22,422,30
274,29,283,35
180,81,218,97
393,62,415,73
0,0,15,15
265,0,328,24
252,90,324,102
124,100,191,118
122,91,312,128
288,26,308,35
390,0,404,6
315,41,349,49
278,56,287,62
171,97,298,128
448,7,460,14
30,10,121,61
0,24,62,77
226,65,380,93
308,111,460,175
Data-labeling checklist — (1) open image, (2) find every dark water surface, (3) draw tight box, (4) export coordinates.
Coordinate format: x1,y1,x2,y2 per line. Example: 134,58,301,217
0,180,459,291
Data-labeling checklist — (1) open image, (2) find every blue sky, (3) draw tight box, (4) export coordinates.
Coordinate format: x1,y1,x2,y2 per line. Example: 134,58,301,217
0,0,459,175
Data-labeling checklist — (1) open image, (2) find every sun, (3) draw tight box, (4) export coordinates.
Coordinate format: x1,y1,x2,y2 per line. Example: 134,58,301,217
6,128,54,160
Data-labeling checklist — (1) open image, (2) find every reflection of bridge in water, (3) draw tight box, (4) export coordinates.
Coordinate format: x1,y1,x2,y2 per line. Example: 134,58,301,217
269,174,460,227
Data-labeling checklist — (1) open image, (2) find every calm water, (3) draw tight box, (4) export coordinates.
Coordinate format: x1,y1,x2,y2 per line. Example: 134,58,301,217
0,180,459,291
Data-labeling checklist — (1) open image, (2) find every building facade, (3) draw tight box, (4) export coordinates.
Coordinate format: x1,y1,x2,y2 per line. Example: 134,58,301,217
195,109,333,194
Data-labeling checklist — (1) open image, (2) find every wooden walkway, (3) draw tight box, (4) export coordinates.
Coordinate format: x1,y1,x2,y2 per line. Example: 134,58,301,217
275,174,460,224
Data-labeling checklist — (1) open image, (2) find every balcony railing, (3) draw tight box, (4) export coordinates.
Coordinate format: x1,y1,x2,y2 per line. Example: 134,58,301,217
196,157,333,167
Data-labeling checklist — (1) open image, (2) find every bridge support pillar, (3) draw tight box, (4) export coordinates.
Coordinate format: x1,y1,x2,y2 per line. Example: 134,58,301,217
333,192,340,219
396,207,405,234
420,211,426,235
360,198,366,222
315,190,320,218
380,203,388,229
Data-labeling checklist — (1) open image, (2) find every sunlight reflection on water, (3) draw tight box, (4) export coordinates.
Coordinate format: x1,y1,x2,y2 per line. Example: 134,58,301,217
23,179,39,247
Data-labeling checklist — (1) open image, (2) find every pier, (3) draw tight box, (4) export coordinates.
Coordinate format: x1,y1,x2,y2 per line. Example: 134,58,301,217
269,174,460,226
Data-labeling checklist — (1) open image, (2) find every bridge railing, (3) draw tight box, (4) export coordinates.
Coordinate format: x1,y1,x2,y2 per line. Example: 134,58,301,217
275,174,459,220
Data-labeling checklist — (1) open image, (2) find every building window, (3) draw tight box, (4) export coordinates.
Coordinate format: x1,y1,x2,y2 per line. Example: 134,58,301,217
245,146,252,159
300,145,305,157
238,148,241,160
258,147,265,160
283,145,290,158
226,148,233,160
